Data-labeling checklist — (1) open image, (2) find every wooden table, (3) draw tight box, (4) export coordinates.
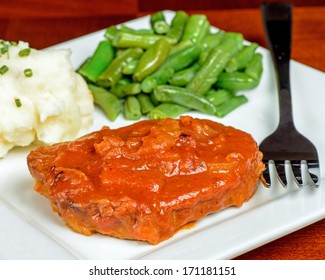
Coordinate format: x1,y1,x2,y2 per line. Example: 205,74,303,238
1,4,324,260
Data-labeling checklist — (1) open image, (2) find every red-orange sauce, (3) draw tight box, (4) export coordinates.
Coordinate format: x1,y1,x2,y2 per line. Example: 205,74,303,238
28,116,264,244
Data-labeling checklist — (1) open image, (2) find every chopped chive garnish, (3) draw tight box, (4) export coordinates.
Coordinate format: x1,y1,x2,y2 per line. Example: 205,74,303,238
14,98,22,108
19,48,31,57
0,44,9,54
0,65,9,75
24,68,33,77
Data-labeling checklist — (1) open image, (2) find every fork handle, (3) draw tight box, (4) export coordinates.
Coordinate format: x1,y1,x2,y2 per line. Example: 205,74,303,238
261,3,294,130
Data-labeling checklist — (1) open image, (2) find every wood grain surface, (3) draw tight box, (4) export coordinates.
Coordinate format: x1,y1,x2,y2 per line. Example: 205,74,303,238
1,1,324,260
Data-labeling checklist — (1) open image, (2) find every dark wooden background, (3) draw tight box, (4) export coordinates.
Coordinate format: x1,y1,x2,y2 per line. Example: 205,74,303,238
1,0,325,259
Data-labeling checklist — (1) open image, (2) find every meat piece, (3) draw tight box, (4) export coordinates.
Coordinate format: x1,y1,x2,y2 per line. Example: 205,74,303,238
27,116,264,244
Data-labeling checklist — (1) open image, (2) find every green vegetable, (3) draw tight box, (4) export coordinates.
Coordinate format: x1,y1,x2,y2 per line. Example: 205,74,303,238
14,98,22,108
122,60,138,75
153,85,216,115
78,40,115,82
112,32,177,49
186,32,244,95
168,63,200,86
0,43,9,55
245,53,263,81
198,32,225,64
199,31,224,50
119,25,154,35
150,11,170,34
97,47,143,88
205,89,234,107
0,65,9,75
88,84,121,121
79,11,263,122
137,93,155,114
110,82,141,98
24,68,33,77
216,72,259,91
141,45,201,93
116,77,132,86
215,95,248,118
166,10,189,42
133,38,171,82
18,48,31,57
124,96,142,120
169,39,193,55
141,67,174,93
148,103,189,119
181,14,210,44
149,92,160,106
104,26,119,41
225,42,258,72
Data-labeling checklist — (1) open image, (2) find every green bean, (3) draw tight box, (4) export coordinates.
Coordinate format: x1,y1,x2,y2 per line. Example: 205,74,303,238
97,47,143,88
104,26,118,42
205,89,234,107
141,45,201,93
186,33,243,95
245,53,263,81
137,93,155,114
133,38,171,82
106,24,156,43
168,63,200,86
122,60,138,75
164,46,201,71
222,32,244,49
124,96,142,120
150,11,170,34
225,43,258,72
149,92,160,106
141,68,174,93
199,31,225,50
169,39,193,55
181,14,210,44
166,10,189,42
115,49,127,57
78,40,115,82
78,57,90,72
88,84,121,121
215,72,259,91
198,32,225,65
110,82,141,98
148,103,189,119
82,11,264,122
198,49,210,65
119,24,154,35
153,85,216,115
116,76,132,86
215,95,248,118
112,32,177,49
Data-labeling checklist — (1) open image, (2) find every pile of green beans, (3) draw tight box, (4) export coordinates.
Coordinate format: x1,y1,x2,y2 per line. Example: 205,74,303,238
78,10,263,121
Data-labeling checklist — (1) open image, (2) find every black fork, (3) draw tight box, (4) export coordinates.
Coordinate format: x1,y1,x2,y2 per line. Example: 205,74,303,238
259,3,320,187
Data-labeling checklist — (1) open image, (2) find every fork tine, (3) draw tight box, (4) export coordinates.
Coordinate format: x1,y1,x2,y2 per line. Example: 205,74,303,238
306,161,320,186
274,161,287,187
302,160,320,187
263,160,287,187
262,161,271,186
290,160,303,187
265,160,320,188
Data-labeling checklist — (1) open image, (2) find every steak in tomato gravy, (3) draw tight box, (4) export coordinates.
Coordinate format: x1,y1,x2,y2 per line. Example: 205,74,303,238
27,116,264,244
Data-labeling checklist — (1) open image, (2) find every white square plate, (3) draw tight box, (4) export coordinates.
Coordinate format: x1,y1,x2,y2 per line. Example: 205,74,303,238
1,11,325,259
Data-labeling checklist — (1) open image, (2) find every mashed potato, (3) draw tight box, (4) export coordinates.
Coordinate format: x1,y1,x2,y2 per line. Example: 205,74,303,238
0,40,94,157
